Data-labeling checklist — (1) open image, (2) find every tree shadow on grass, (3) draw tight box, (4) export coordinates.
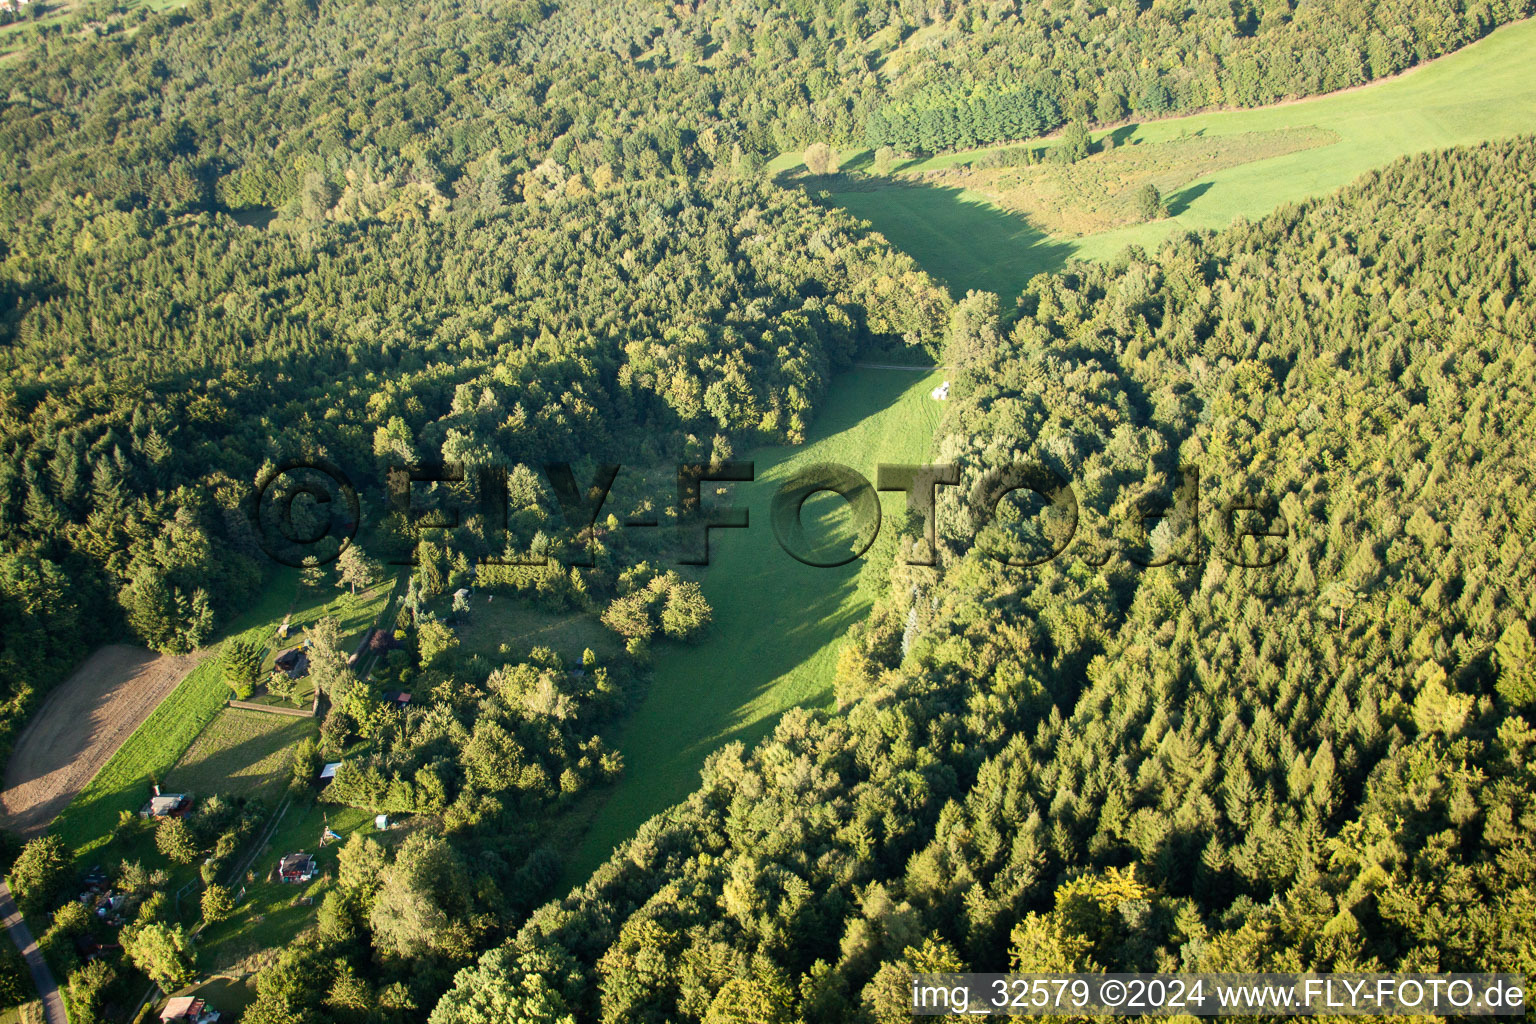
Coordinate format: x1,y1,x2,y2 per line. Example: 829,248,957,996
1106,123,1140,148
164,717,312,804
560,369,934,882
820,177,1076,304
1166,180,1215,216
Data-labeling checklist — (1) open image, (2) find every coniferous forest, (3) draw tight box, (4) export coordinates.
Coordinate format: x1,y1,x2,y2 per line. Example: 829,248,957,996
0,0,1534,1021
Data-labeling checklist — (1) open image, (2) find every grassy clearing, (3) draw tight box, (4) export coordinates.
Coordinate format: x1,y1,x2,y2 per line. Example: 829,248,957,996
910,126,1339,236
166,710,318,807
454,599,621,665
565,366,947,880
51,570,304,860
196,802,379,973
820,182,1076,304
786,17,1536,300
244,579,392,707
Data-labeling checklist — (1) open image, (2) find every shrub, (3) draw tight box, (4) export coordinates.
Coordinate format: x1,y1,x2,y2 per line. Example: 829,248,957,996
201,883,234,923
1134,183,1168,221
8,835,69,918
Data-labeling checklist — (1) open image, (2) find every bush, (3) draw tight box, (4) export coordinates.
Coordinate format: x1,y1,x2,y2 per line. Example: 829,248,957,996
1134,183,1168,221
803,142,837,175
65,960,116,1024
8,834,69,918
201,883,234,923
39,900,91,975
0,941,29,1008
1053,121,1092,163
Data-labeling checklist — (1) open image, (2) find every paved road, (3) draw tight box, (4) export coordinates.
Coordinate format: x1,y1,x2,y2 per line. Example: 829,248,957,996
0,880,68,1024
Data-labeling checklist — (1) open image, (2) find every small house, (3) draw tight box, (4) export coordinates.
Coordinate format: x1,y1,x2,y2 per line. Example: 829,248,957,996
375,814,390,830
140,786,191,819
160,996,220,1023
318,762,341,786
381,691,411,708
278,853,316,883
273,647,310,678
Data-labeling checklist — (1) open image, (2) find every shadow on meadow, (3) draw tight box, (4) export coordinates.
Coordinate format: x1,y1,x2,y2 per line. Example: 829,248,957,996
808,175,1077,303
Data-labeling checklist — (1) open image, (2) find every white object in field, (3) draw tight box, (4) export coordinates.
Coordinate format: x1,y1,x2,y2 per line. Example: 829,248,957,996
931,380,950,401
375,814,390,830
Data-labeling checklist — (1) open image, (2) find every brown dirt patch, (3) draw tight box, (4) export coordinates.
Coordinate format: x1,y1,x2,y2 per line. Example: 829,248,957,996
1,645,201,838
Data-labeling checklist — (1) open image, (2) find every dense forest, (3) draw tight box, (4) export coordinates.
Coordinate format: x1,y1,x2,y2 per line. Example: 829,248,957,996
3,0,1534,217
3,0,1530,704
424,139,1536,1022
0,175,948,749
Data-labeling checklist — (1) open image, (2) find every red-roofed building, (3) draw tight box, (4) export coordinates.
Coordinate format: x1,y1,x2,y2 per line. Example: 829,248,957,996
160,995,220,1022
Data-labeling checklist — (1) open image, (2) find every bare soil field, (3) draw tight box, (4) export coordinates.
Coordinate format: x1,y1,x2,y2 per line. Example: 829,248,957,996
1,645,201,838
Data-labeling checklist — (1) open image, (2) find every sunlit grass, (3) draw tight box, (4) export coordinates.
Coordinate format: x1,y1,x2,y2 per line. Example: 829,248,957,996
565,366,948,881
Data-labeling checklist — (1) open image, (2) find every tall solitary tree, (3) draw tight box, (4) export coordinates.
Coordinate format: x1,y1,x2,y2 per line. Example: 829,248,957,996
336,544,381,597
803,142,837,176
223,637,263,699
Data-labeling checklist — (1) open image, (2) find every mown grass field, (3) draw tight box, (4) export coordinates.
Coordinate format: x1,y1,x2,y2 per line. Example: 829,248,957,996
49,567,390,860
784,17,1536,300
453,598,621,665
566,366,947,880
166,709,318,807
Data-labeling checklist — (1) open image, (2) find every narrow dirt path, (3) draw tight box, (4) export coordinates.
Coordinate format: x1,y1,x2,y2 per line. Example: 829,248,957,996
0,881,68,1024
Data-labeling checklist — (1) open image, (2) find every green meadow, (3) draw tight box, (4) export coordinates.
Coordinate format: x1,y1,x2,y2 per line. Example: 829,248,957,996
566,366,947,879
558,21,1536,880
52,567,391,859
785,17,1536,300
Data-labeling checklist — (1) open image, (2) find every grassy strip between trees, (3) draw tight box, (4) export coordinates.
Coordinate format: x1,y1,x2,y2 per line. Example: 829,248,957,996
783,16,1536,301
565,365,947,880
